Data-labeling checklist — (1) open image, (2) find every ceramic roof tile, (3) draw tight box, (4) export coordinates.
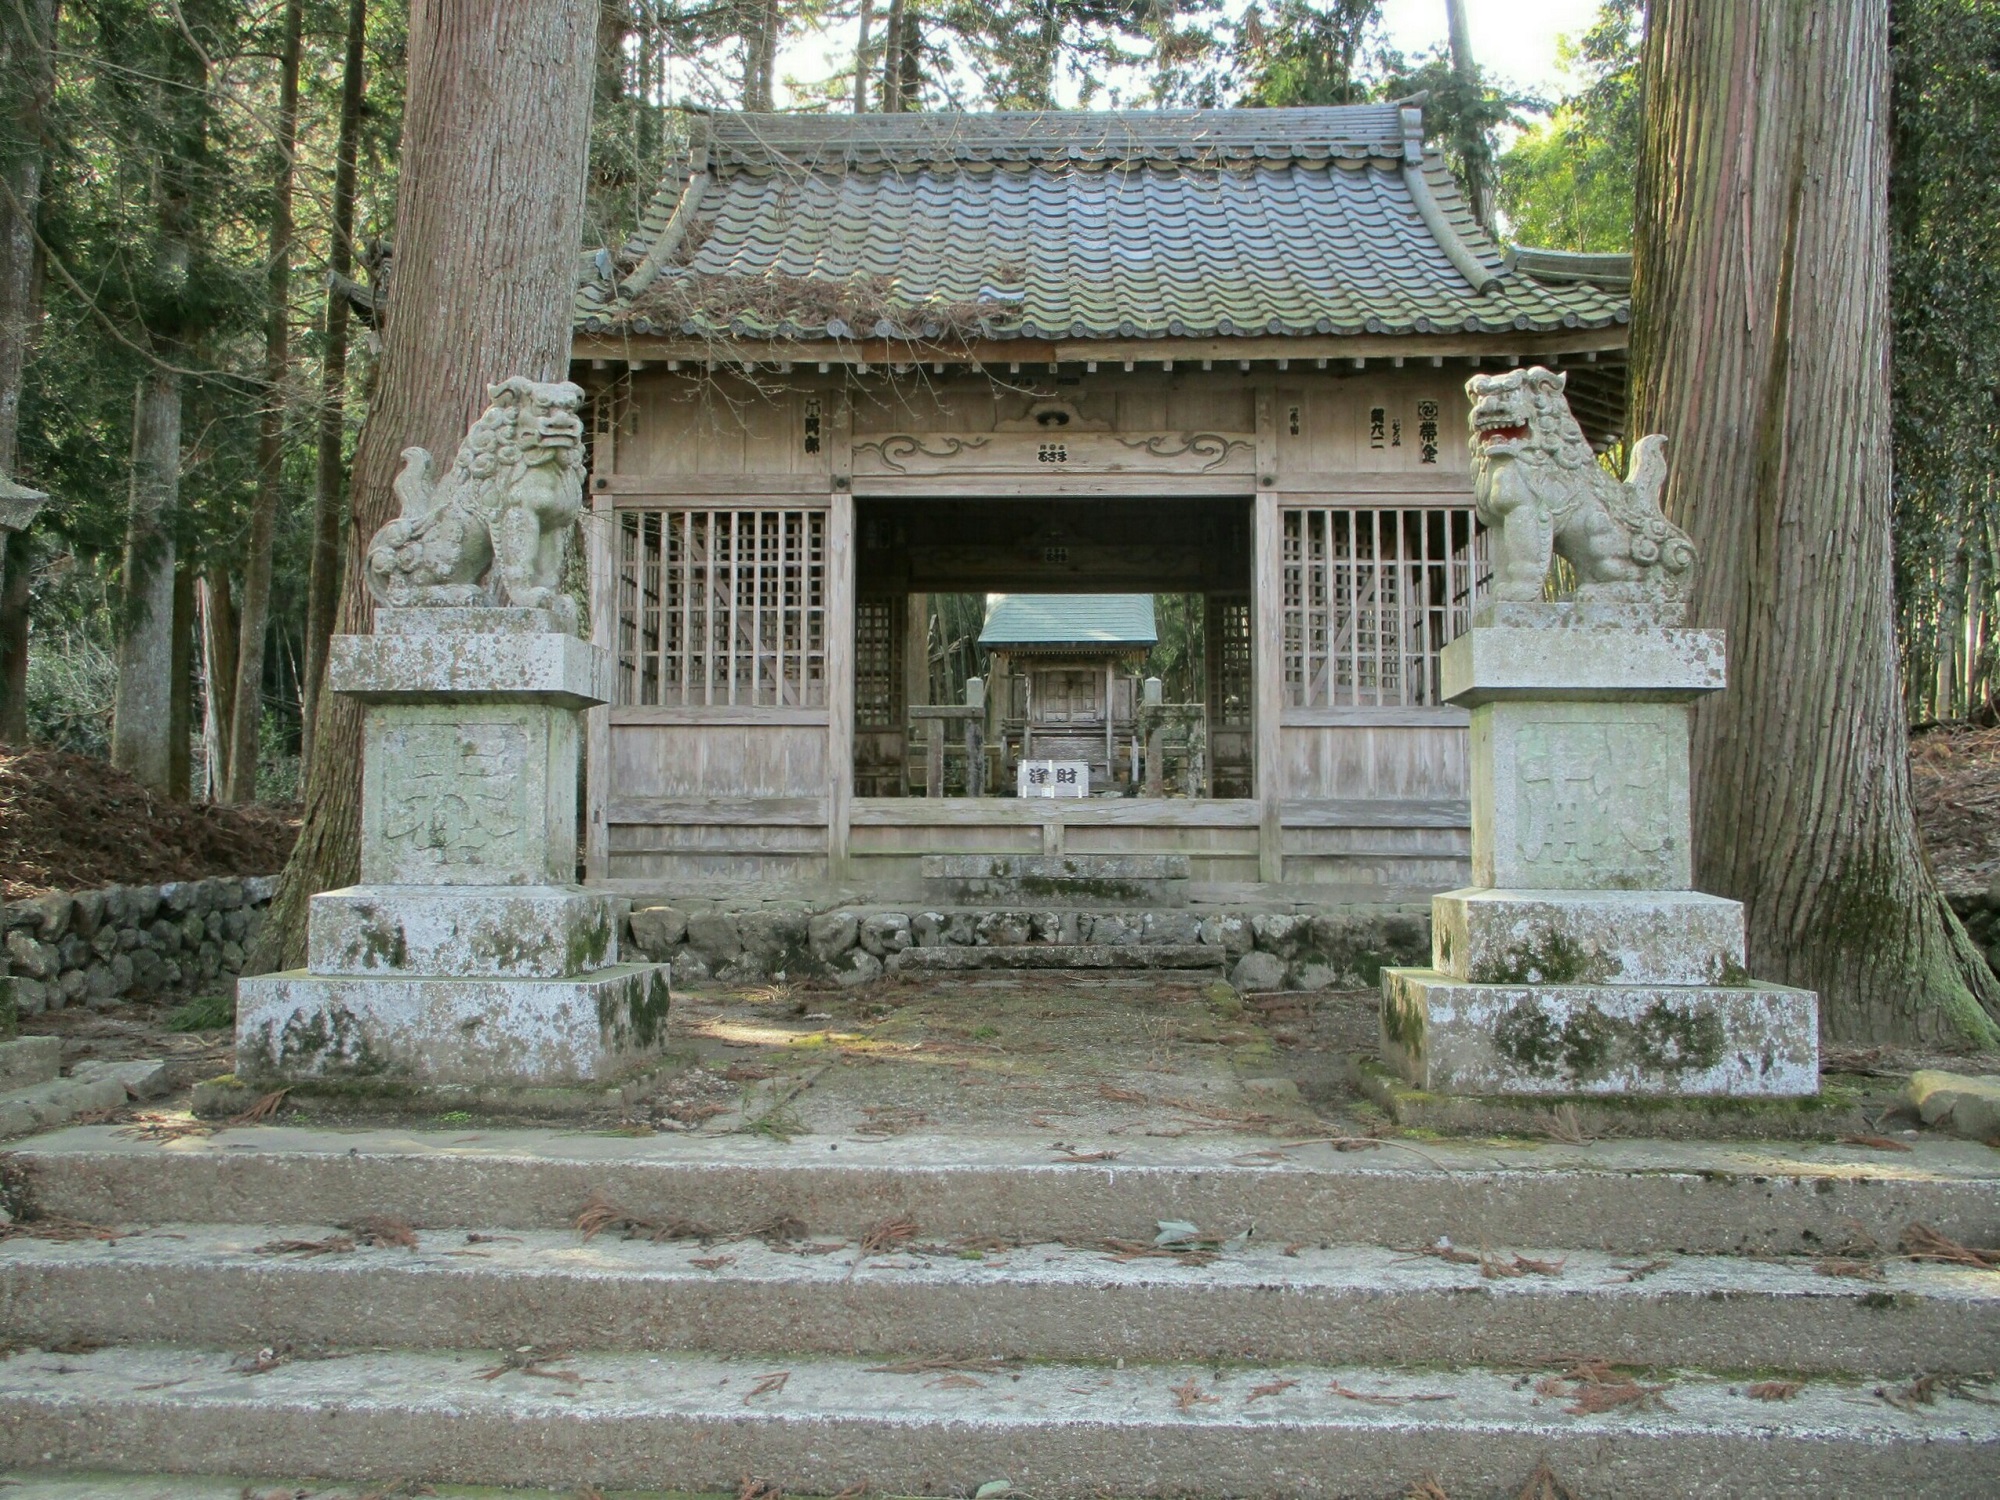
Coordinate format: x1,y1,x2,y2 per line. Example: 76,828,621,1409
980,594,1159,648
581,107,1629,344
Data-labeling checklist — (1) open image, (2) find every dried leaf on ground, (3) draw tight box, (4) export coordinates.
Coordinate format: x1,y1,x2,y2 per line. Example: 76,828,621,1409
115,1115,213,1143
1547,1358,1671,1416
1401,1239,1480,1267
254,1234,355,1258
1814,1256,1886,1281
1049,1143,1119,1161
231,1345,292,1375
1900,1222,2000,1268
1170,1377,1219,1411
1097,1083,1149,1103
1876,1374,1943,1411
1838,1133,1914,1153
1517,1457,1580,1500
1245,1378,1300,1402
0,1211,124,1244
737,1478,784,1500
474,1346,581,1385
690,1254,737,1271
743,1370,791,1402
1746,1379,1805,1401
1605,1259,1672,1283
350,1215,419,1250
930,1372,985,1389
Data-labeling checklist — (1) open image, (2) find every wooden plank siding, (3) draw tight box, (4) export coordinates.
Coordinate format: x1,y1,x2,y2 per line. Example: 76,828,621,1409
584,363,1491,889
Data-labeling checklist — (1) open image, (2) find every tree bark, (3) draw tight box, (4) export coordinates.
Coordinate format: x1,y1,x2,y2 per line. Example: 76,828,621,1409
302,0,369,785
223,0,304,805
852,0,874,112
248,0,599,973
111,367,181,791
0,530,30,741
1630,0,1999,1047
168,561,193,800
200,565,237,796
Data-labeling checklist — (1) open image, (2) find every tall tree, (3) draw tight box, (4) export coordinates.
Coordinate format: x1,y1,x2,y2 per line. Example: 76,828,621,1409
1442,0,1494,233
302,0,371,781
223,0,306,804
0,0,57,742
1630,0,1999,1046
250,0,599,970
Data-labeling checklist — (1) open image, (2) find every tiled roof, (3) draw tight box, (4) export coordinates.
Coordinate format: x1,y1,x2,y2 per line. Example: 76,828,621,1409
980,594,1158,649
576,106,1630,346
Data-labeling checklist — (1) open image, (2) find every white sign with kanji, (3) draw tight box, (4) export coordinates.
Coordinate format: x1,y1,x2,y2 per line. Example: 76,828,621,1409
1018,759,1089,799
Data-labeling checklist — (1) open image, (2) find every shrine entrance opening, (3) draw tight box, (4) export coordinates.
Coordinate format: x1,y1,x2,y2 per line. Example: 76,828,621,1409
849,496,1254,801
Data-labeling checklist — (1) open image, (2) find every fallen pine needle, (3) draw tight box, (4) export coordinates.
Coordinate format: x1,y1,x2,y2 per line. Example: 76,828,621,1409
227,1089,289,1126
350,1215,419,1250
690,1254,737,1271
1900,1222,2000,1268
744,1370,790,1402
254,1235,354,1258
474,1347,581,1385
1516,1457,1580,1500
930,1372,985,1389
1049,1143,1120,1162
1405,1477,1452,1500
1400,1239,1479,1267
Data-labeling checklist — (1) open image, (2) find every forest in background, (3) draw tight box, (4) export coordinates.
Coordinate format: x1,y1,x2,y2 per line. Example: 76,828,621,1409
0,0,1994,808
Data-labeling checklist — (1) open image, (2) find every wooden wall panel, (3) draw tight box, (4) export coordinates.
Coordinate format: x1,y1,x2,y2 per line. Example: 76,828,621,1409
610,723,828,799
1281,724,1470,800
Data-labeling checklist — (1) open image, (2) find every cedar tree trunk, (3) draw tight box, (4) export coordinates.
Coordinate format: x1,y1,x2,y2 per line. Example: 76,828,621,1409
248,0,598,972
301,0,369,782
224,0,304,804
1630,0,2000,1047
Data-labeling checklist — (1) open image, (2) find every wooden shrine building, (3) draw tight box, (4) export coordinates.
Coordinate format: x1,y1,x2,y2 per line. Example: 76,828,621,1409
979,593,1158,795
570,104,1631,899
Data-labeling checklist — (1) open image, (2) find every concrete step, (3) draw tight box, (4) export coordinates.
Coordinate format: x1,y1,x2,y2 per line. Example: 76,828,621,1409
4,1223,1996,1376
0,1344,1993,1498
887,942,1225,973
15,1125,2000,1257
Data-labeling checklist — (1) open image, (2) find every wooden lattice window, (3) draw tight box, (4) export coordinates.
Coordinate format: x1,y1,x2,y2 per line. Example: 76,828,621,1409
615,507,826,708
1282,506,1487,709
1208,596,1252,726
855,596,903,731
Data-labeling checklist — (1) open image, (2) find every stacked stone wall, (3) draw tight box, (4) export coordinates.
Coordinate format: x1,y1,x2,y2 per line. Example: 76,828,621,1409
626,903,1431,993
2,876,277,1015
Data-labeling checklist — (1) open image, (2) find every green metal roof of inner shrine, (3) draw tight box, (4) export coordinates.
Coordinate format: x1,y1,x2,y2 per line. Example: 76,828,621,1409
575,106,1631,346
980,594,1158,650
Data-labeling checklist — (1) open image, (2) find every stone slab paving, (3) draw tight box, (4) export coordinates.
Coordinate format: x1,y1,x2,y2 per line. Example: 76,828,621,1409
0,1345,1993,1499
3,1223,1995,1374
16,1121,2000,1255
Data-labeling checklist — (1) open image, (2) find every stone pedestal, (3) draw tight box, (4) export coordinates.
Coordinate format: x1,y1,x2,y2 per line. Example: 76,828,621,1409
237,609,670,1087
1382,605,1818,1098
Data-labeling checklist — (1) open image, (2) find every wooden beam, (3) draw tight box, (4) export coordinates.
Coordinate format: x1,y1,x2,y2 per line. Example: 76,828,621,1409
827,487,855,883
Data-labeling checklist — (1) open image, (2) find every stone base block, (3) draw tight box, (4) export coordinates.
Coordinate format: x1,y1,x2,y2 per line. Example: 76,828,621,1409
307,885,619,980
921,854,1191,907
1380,968,1818,1097
1432,888,1745,986
236,963,670,1087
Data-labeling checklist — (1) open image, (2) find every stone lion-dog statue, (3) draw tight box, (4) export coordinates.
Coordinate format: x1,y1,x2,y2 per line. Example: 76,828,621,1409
365,376,586,632
1467,366,1695,614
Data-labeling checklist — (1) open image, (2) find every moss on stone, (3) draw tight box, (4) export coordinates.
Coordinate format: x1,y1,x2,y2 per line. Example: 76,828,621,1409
1471,927,1613,986
1634,999,1728,1072
1494,1001,1563,1071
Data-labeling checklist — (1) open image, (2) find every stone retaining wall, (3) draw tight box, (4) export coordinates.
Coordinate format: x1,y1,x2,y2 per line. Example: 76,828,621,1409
626,903,1431,993
1946,892,2000,980
2,876,277,1015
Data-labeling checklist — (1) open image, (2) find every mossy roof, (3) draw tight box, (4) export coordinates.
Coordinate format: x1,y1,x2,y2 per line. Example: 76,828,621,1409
576,106,1630,347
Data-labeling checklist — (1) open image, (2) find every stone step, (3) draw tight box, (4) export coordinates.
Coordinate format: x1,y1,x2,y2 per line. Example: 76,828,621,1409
17,1125,2000,1258
922,854,1192,907
4,1224,1995,1376
0,1060,168,1142
887,942,1225,973
0,1344,1992,1498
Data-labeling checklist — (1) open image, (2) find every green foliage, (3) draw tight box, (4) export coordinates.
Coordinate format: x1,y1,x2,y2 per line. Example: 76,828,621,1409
1140,593,1204,703
1887,0,2000,723
166,991,235,1031
1496,0,1642,251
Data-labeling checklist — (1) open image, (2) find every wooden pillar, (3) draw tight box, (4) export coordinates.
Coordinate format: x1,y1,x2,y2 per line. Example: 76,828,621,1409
583,393,618,885
827,487,855,881
1254,386,1283,882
